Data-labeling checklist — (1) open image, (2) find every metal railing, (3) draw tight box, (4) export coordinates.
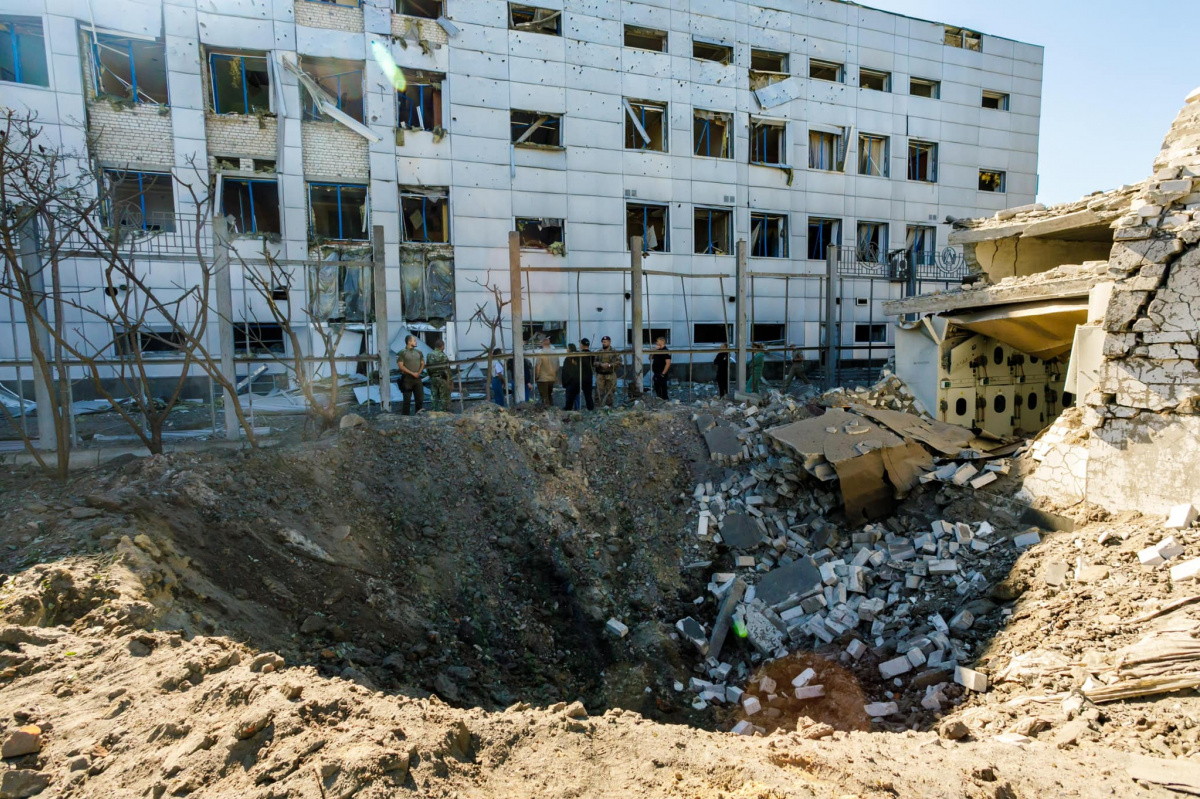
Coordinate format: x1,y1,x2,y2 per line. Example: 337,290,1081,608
835,245,967,284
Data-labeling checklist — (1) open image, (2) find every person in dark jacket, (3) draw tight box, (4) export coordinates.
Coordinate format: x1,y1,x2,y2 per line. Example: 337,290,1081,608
562,343,580,410
507,354,535,403
577,338,595,410
713,351,729,398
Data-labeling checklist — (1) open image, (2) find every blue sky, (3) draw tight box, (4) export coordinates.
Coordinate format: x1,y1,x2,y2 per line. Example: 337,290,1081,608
864,0,1200,205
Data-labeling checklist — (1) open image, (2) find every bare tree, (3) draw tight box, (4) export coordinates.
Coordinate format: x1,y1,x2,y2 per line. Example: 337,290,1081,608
464,272,511,404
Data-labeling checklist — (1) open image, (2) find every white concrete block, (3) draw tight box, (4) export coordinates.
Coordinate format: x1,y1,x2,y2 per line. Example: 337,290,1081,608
791,668,816,688
1165,504,1198,530
794,684,825,700
1170,557,1200,582
730,720,754,735
969,472,997,489
742,695,761,715
863,701,898,717
1012,530,1041,549
846,638,867,660
605,618,629,638
955,666,988,692
879,656,912,679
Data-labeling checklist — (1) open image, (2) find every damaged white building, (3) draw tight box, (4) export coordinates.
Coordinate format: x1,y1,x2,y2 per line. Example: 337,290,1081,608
1,0,1043,394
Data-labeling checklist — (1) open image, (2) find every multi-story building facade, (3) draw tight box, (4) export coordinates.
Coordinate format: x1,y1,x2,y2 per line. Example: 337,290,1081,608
0,0,1042,392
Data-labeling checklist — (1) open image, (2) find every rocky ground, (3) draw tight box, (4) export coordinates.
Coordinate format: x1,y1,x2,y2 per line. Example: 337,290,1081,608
2,398,1199,797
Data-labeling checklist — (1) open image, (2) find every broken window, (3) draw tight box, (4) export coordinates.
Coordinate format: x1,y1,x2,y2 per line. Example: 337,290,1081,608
401,189,450,243
222,178,281,236
750,49,788,73
396,0,443,18
979,169,1006,193
88,33,168,104
694,207,732,255
309,183,368,241
104,170,176,232
907,140,938,182
624,99,667,152
301,58,364,122
234,323,286,355
906,224,936,267
981,90,1009,110
398,70,443,130
624,25,667,52
516,217,564,249
752,323,784,343
750,118,785,165
523,321,567,346
856,221,888,263
511,110,562,147
626,202,668,252
693,110,732,158
627,328,670,345
858,134,888,177
693,323,732,344
809,59,842,83
944,26,982,52
854,323,886,344
113,328,186,357
909,77,940,99
750,212,788,258
509,4,561,35
808,129,843,171
859,68,890,92
807,217,840,260
693,39,732,64
0,16,48,87
209,51,271,114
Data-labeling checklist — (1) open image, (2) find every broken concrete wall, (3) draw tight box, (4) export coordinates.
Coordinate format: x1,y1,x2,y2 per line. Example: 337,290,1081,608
966,237,1113,282
302,122,369,181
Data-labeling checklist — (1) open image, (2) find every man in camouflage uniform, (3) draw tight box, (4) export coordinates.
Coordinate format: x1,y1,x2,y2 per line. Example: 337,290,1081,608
594,335,621,408
425,338,452,412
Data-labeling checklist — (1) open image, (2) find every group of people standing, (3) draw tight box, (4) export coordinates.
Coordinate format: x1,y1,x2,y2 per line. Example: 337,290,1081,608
712,343,809,398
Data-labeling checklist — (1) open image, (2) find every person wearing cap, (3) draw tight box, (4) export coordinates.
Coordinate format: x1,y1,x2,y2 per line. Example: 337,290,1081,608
594,335,620,408
577,338,595,410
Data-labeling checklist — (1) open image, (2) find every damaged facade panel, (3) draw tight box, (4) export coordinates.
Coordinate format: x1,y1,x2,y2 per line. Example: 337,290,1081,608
624,25,667,52
88,31,169,104
693,110,732,158
398,70,443,130
509,4,561,35
401,188,450,243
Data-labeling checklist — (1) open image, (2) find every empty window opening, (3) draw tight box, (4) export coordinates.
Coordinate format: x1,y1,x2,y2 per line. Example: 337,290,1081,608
509,4,561,35
693,39,732,64
856,221,888,263
627,328,670,345
854,323,886,344
809,59,842,82
309,183,368,241
752,323,784,343
624,99,667,151
859,68,890,92
858,133,888,177
693,110,732,158
627,202,668,252
209,51,271,114
944,26,981,52
234,323,286,355
401,189,449,243
750,49,788,73
979,169,1006,193
511,110,562,147
398,70,443,130
624,25,667,52
807,217,840,260
855,297,869,307
114,328,186,357
906,225,936,267
0,16,49,87
253,158,277,172
222,178,281,236
750,118,785,165
516,217,564,249
301,57,364,122
89,33,168,104
808,129,844,171
750,212,788,258
908,140,938,182
524,320,567,346
909,77,940,99
105,170,176,232
981,90,1009,110
694,207,732,255
396,0,443,18
694,323,732,344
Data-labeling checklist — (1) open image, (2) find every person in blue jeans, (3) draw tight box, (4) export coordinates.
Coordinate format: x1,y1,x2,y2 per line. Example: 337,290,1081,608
490,348,506,406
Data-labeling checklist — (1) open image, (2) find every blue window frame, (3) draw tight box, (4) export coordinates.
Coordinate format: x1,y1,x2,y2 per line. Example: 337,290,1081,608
624,100,666,151
222,178,281,235
751,212,788,258
309,183,368,241
693,111,731,158
209,52,271,115
693,207,731,255
750,118,784,165
0,16,50,87
399,75,443,130
856,221,888,263
301,61,365,122
401,191,450,242
104,170,176,233
807,218,840,260
90,33,168,104
626,202,668,253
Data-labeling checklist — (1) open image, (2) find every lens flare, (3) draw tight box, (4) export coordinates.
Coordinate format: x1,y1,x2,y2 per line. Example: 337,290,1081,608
370,40,405,91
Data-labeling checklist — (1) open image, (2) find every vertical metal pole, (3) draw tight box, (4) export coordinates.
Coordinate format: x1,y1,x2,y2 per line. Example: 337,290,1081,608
213,215,239,440
16,208,57,450
371,225,391,412
630,237,644,396
735,239,748,393
509,230,525,403
824,244,839,391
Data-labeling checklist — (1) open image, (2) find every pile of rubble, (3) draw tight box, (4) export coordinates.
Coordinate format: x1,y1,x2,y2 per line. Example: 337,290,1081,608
827,370,928,416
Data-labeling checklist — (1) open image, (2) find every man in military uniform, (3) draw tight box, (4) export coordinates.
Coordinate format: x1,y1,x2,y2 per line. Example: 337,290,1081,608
594,335,620,408
426,338,452,412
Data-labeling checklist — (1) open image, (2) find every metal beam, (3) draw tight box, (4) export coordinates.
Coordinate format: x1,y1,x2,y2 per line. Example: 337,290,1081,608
509,231,526,403
372,225,391,412
735,239,748,393
630,237,644,396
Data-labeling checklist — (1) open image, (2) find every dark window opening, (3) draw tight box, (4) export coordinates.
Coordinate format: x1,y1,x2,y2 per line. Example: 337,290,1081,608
906,225,936,267
944,26,982,52
0,16,49,87
856,222,888,263
752,323,784,343
90,33,168,104
626,202,668,252
750,49,788,73
693,40,732,64
981,90,1009,110
509,4,561,35
693,110,731,158
750,212,787,258
523,321,567,346
807,218,840,260
859,68,890,92
624,99,667,151
301,57,364,122
396,0,443,18
859,134,888,177
750,118,785,165
809,59,842,82
694,323,732,344
105,170,176,232
309,183,368,241
398,70,443,130
222,178,281,235
234,323,286,355
979,169,1006,193
627,328,670,345
401,190,450,243
993,346,1004,365
907,140,938,182
625,25,667,52
516,217,564,249
114,328,186,357
694,207,732,255
909,77,940,99
808,129,844,171
209,51,270,114
253,158,276,172
511,109,562,147
854,324,886,344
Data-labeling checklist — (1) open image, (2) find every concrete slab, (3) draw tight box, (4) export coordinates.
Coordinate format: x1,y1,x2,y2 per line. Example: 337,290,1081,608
720,514,762,549
754,556,822,607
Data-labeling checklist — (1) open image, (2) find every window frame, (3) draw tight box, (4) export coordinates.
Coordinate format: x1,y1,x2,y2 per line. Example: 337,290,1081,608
301,58,365,123
104,169,176,233
750,211,788,259
909,77,940,99
907,140,938,183
221,177,281,236
808,59,843,83
853,323,887,344
626,201,669,253
978,169,1007,193
309,182,369,242
749,117,786,166
693,206,733,255
859,68,890,92
808,129,843,171
397,70,444,131
400,189,450,244
693,109,732,159
88,32,169,105
515,217,565,250
693,323,732,345
509,4,562,36
510,109,563,148
624,99,668,152
855,221,889,263
395,0,443,18
624,24,667,52
906,224,937,267
208,51,271,115
750,48,788,74
0,15,49,87
858,133,889,177
981,90,1010,110
806,217,841,261
692,39,733,64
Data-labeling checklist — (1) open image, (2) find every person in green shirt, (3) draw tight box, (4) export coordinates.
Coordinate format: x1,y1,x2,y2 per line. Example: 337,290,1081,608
397,335,425,415
425,338,452,412
747,342,766,394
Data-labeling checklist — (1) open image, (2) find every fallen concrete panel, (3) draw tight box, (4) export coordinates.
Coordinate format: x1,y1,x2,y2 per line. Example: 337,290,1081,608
703,424,742,460
754,76,803,109
754,555,821,607
719,514,762,549
883,276,1098,317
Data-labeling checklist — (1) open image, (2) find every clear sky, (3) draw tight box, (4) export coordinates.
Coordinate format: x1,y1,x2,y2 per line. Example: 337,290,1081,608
862,0,1200,205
